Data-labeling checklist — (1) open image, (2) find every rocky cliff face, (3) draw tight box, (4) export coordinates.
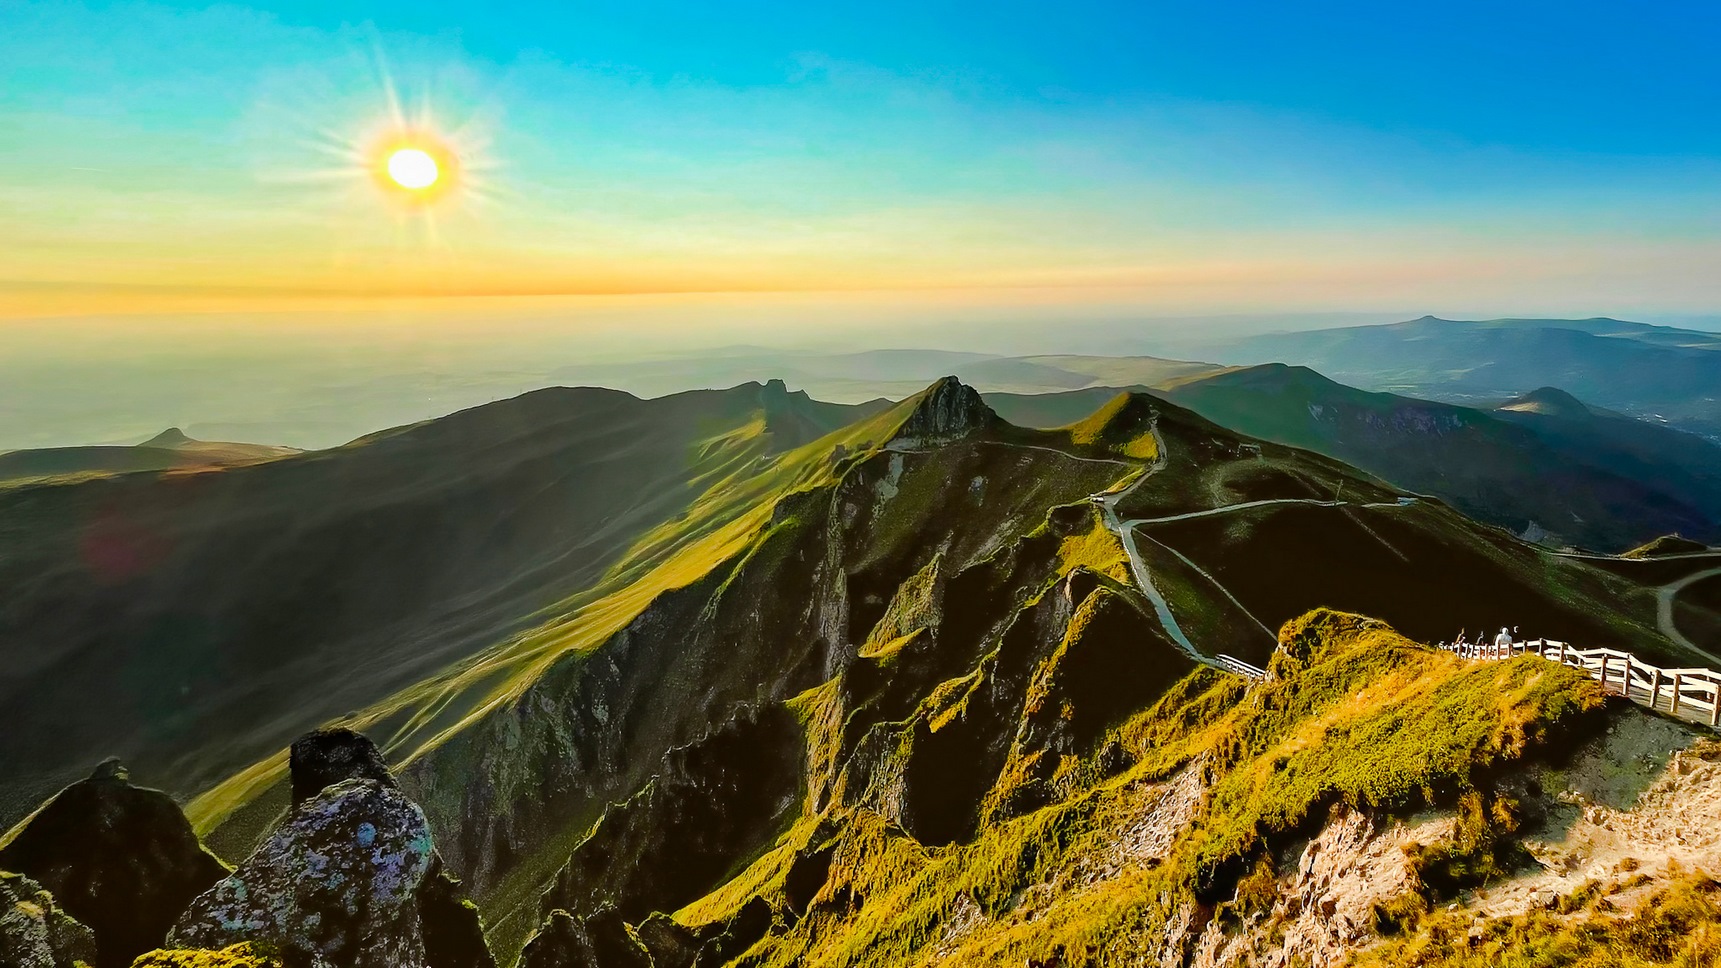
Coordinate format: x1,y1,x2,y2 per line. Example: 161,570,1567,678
886,376,995,447
0,870,98,968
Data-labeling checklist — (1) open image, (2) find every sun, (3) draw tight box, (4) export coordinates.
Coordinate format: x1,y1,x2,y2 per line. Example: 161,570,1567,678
367,133,462,206
387,147,439,190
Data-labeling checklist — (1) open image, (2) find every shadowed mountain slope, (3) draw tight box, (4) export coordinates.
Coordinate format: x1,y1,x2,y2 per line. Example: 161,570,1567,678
0,380,885,829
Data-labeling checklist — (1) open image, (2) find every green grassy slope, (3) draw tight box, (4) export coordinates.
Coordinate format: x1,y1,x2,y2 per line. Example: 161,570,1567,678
1203,315,1721,438
990,364,1721,552
666,609,1611,968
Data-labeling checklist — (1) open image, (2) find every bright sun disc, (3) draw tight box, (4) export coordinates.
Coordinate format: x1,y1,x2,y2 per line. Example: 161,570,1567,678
387,148,439,190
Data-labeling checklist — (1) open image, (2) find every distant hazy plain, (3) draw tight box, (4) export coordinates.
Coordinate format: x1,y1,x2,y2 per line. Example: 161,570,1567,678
0,297,1399,451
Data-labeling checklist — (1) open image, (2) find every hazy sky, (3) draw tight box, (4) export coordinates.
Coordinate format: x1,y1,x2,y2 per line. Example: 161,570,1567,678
5,1,1721,322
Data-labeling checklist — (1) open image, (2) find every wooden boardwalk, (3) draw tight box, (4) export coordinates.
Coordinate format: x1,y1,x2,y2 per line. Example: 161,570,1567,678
1447,638,1721,729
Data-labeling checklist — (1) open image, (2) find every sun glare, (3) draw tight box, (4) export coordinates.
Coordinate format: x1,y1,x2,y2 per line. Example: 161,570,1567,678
255,54,495,239
365,132,462,207
387,147,440,190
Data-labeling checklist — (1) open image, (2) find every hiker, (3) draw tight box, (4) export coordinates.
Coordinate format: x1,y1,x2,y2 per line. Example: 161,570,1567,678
1494,626,1513,656
1453,630,1469,656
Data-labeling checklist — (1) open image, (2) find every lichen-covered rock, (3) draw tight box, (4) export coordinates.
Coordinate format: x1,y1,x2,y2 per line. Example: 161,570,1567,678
0,760,228,968
171,779,433,968
282,728,494,968
0,870,98,968
289,729,396,808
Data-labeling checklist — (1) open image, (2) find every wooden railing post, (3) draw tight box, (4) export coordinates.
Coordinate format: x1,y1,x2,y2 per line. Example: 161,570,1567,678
1651,668,1662,710
1559,641,1568,665
1599,655,1611,693
1711,678,1720,728
1672,673,1683,715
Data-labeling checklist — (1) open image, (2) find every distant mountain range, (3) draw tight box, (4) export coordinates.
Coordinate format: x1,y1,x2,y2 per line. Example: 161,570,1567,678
0,429,299,483
1197,315,1721,439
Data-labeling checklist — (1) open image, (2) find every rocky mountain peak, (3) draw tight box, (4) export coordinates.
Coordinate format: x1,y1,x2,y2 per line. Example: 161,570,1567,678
888,376,995,446
140,428,192,448
1497,385,1592,418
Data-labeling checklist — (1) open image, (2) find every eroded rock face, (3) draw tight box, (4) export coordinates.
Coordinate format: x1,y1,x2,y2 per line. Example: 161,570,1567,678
0,760,228,968
172,779,434,968
517,908,651,968
888,377,994,446
0,870,98,968
541,706,804,923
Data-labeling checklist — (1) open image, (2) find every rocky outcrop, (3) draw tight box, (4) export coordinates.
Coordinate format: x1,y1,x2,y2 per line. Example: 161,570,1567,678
283,728,493,968
887,377,994,447
0,759,228,968
0,870,98,968
517,908,651,968
416,864,495,968
289,728,396,807
171,778,434,968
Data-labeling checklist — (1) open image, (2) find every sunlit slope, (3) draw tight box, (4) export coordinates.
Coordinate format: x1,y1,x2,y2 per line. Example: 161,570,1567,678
992,364,1721,551
0,380,880,830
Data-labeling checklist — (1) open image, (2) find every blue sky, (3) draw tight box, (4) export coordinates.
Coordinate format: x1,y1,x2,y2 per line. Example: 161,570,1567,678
3,0,1720,318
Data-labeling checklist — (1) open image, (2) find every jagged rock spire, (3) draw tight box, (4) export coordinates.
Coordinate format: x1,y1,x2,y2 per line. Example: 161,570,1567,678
889,377,995,447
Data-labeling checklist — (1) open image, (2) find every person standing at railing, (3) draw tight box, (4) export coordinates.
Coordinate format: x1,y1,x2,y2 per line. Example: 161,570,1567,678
1495,626,1514,657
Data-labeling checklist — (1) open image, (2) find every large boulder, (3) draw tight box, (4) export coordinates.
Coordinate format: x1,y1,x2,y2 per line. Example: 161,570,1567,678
284,728,495,968
171,779,435,968
0,870,98,968
0,760,228,968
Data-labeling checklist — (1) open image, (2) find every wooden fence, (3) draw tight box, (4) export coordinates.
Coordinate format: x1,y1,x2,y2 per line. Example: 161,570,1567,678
1215,653,1267,681
1445,637,1721,729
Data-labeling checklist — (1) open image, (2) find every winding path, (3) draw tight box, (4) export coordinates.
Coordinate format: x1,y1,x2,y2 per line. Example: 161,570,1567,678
1657,566,1721,664
1087,418,1211,664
